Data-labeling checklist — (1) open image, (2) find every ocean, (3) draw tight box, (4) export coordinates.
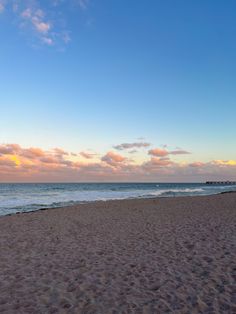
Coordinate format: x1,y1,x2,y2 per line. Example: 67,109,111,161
0,182,235,216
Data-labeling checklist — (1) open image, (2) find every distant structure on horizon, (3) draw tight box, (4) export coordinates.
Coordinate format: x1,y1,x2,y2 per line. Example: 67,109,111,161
206,181,236,185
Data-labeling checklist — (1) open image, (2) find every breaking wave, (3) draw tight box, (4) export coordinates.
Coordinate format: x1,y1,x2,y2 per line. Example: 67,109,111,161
0,183,235,216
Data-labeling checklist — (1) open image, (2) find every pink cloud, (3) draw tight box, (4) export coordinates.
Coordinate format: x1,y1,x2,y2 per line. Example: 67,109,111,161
40,156,58,164
21,8,31,18
54,148,69,156
149,147,190,157
0,158,16,167
0,1,90,46
145,157,174,168
0,143,236,182
101,151,126,166
22,147,45,158
148,148,169,157
42,37,53,45
33,20,51,33
21,7,51,33
0,144,21,155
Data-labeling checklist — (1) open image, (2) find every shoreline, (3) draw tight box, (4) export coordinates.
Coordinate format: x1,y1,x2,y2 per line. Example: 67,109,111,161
0,192,235,312
2,189,236,218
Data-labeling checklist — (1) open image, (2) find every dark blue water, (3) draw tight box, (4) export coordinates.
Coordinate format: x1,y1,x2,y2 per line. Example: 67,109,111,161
0,182,235,216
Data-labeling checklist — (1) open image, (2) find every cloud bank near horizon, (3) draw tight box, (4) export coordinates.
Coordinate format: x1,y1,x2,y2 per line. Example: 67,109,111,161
0,143,236,182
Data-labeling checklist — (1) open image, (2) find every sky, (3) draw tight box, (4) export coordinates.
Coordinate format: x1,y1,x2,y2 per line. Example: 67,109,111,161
0,0,236,182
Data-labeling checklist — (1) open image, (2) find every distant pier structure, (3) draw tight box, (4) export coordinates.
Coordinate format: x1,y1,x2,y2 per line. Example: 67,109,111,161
206,181,236,185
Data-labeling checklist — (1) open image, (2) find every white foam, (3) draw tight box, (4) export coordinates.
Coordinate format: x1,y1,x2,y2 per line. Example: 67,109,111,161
0,184,235,216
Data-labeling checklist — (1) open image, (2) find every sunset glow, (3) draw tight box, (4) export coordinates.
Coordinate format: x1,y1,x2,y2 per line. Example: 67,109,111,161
0,143,235,182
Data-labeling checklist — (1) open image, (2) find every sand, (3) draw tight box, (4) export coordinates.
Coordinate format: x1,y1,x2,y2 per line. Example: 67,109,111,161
0,193,235,313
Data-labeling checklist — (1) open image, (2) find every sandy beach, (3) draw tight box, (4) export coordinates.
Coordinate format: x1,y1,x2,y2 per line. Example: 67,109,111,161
0,193,235,313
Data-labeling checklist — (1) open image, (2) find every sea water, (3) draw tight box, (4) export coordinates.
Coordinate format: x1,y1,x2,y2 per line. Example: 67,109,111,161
0,182,235,216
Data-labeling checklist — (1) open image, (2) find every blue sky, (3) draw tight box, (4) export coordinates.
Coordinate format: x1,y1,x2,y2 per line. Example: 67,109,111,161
0,0,236,181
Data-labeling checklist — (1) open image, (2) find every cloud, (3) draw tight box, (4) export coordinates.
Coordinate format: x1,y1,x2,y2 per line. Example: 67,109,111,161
114,142,151,150
0,144,21,155
0,157,16,167
0,144,73,167
80,151,96,159
148,148,169,157
39,156,58,164
22,147,45,158
129,149,138,154
101,151,126,166
144,157,174,168
0,0,90,46
20,6,53,45
71,152,78,157
189,162,205,168
212,160,236,166
148,148,191,157
0,143,236,182
54,148,69,156
33,21,51,34
169,150,191,155
77,0,89,10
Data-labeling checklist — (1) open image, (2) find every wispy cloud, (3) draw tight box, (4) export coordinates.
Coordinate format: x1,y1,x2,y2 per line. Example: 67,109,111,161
77,0,89,10
114,142,151,150
0,0,89,46
0,0,5,13
20,6,53,45
169,149,191,155
80,151,97,159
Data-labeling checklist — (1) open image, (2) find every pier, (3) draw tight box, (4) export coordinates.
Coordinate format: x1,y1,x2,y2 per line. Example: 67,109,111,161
206,181,236,185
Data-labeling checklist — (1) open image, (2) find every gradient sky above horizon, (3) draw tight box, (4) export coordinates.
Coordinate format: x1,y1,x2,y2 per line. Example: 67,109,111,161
0,0,236,182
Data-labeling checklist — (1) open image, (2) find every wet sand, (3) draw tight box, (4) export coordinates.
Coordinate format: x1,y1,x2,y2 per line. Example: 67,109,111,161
0,193,235,313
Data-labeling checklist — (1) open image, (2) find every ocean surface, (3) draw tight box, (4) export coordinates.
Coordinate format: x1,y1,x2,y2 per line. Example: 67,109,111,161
0,182,236,216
